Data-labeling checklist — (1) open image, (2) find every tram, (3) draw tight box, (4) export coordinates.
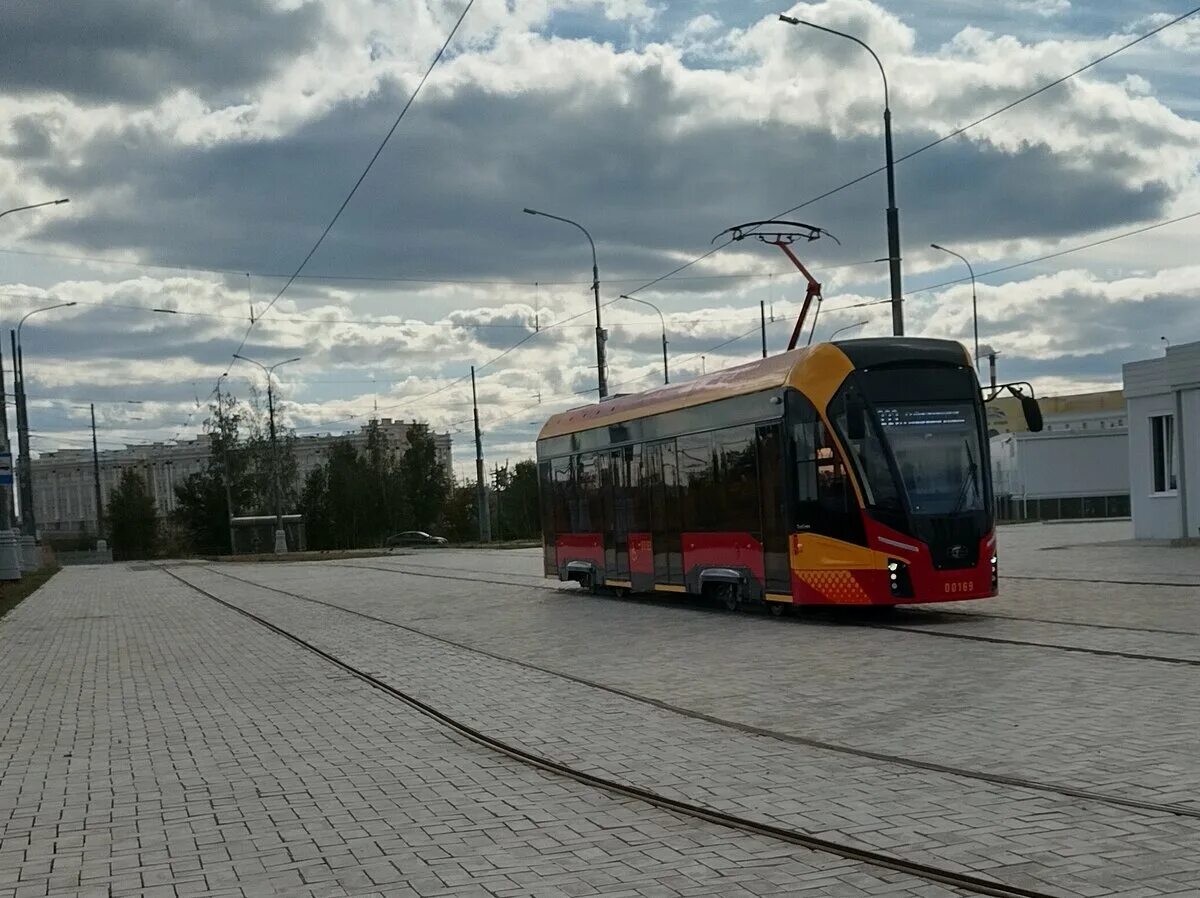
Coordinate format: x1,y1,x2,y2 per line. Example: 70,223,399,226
535,338,1002,608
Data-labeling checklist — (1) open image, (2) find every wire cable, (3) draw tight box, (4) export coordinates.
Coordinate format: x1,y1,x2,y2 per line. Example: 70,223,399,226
247,0,477,331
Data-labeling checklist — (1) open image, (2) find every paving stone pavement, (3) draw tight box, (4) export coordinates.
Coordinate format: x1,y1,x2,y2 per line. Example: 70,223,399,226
175,564,1200,898
206,529,1200,817
0,566,981,898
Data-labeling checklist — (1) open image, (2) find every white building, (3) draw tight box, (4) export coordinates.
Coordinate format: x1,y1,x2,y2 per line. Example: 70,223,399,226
1122,341,1199,542
30,418,452,537
988,390,1130,521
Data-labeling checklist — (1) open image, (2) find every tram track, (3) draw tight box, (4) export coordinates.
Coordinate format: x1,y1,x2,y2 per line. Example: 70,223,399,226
164,565,1062,898
342,559,1200,667
197,564,1200,825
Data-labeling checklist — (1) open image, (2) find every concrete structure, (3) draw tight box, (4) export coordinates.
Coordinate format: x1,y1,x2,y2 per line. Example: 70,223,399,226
988,389,1129,522
1123,341,1199,541
29,418,451,537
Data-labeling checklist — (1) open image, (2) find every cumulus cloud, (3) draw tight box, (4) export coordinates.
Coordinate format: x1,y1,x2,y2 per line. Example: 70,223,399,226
4,0,1200,464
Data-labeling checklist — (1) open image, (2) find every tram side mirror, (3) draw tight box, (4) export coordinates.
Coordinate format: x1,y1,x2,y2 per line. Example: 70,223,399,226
1021,396,1043,432
1009,388,1043,432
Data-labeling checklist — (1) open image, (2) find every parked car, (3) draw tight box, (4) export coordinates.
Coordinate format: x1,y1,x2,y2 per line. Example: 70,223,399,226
384,530,448,548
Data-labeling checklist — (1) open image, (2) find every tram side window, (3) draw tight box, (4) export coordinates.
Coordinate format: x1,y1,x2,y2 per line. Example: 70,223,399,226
714,426,760,534
573,454,602,531
539,460,555,535
552,456,573,533
792,403,865,545
677,432,717,530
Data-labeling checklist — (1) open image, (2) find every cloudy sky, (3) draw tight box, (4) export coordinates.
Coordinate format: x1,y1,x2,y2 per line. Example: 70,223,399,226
3,0,1199,475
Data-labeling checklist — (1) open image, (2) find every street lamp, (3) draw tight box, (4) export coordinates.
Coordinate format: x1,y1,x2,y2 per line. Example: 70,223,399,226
931,243,979,363
619,294,669,385
12,301,78,541
829,319,869,341
0,199,69,578
523,207,608,399
232,353,301,553
0,198,69,222
778,15,903,336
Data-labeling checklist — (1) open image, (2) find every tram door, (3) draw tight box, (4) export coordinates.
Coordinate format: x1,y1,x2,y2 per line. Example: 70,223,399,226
645,440,682,585
602,447,633,581
757,423,791,594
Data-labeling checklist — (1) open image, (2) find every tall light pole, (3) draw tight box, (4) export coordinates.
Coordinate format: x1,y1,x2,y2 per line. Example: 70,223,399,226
233,354,300,553
523,208,608,399
931,243,979,363
72,400,143,543
0,198,69,222
778,16,904,336
0,198,69,578
829,319,869,341
619,294,669,385
14,301,78,541
215,374,238,554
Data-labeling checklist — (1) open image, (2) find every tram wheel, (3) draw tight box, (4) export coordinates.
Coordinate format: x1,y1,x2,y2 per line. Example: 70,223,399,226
716,583,740,613
768,602,788,617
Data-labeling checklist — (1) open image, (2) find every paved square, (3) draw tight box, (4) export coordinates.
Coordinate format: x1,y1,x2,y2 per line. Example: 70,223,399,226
4,521,1199,897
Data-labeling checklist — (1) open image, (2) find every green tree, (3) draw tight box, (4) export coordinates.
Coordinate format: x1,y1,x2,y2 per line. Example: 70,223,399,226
440,482,479,542
108,470,158,560
396,425,451,531
495,460,540,540
173,391,253,554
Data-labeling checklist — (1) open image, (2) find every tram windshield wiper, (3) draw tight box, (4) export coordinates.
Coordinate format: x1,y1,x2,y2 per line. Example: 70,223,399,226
950,439,979,515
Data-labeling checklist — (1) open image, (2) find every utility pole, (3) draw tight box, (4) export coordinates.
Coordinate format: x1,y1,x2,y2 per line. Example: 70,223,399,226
90,404,103,540
233,354,299,554
471,366,491,542
216,379,237,554
265,375,284,551
523,208,607,399
10,330,31,537
0,338,17,580
778,17,904,336
760,301,768,358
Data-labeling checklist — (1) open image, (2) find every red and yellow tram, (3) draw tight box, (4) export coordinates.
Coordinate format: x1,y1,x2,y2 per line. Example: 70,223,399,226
535,338,998,608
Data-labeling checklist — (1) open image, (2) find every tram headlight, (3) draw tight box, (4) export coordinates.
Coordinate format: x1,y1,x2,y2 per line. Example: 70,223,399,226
990,554,998,588
887,559,912,598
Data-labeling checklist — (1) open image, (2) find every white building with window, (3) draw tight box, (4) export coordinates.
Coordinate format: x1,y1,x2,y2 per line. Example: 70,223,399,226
1122,341,1199,541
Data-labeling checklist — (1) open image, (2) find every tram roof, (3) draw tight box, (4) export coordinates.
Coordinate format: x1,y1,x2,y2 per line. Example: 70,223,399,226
537,337,970,441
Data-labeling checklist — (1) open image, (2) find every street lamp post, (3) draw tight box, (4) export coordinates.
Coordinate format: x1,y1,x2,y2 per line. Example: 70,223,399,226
13,301,78,545
0,198,69,223
523,208,608,399
618,294,669,385
0,198,69,579
778,16,903,336
829,319,869,341
931,243,979,363
233,354,300,553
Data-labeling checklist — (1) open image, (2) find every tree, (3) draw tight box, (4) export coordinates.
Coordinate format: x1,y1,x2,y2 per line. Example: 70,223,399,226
173,391,253,554
440,482,478,542
495,460,540,540
397,425,451,531
108,470,158,560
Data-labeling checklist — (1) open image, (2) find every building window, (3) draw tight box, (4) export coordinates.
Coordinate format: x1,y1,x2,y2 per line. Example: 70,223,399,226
1151,415,1177,493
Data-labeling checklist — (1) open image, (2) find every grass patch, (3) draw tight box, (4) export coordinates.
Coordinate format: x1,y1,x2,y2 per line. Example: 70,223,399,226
0,567,61,621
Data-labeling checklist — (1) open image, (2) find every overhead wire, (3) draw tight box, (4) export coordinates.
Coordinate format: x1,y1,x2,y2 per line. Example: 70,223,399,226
616,5,1200,296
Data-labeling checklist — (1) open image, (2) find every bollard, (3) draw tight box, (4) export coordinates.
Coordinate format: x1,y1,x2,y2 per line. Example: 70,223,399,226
0,530,21,581
273,528,288,554
19,535,40,571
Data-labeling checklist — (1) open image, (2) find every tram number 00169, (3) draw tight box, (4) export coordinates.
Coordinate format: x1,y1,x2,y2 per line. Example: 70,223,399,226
943,581,975,595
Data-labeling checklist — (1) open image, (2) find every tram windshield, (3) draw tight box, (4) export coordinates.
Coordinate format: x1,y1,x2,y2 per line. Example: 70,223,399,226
872,402,984,515
832,370,987,519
